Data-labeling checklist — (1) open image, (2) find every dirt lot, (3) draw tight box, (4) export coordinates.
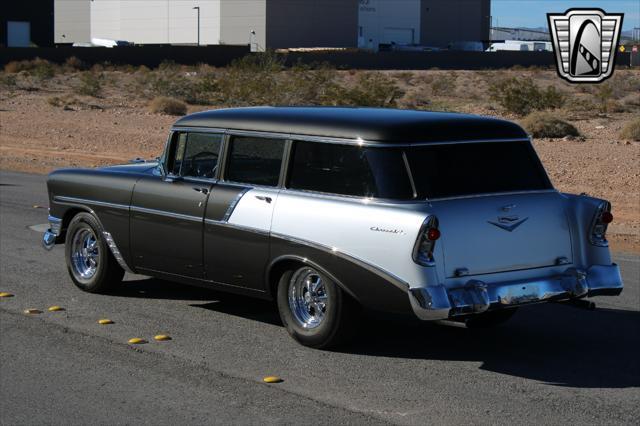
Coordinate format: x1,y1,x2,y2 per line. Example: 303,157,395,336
0,64,638,252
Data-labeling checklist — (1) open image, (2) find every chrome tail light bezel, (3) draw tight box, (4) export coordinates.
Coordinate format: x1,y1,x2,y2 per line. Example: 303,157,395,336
412,215,439,266
589,201,612,247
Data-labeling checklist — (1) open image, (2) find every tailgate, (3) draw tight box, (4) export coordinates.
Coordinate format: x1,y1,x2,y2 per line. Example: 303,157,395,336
430,192,573,278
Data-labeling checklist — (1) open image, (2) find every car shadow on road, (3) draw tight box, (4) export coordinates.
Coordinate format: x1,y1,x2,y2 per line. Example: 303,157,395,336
111,276,638,389
113,276,282,326
349,303,640,389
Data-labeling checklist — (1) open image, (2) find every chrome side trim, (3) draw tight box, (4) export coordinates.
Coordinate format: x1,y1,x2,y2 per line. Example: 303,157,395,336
102,231,134,273
54,196,129,211
130,206,202,223
271,232,410,292
222,188,250,222
204,218,270,236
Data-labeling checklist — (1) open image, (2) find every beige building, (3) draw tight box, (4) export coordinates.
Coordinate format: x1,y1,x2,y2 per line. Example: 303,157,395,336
54,0,357,50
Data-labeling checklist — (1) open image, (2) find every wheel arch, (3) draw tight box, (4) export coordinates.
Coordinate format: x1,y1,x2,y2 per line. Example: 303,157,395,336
266,255,361,303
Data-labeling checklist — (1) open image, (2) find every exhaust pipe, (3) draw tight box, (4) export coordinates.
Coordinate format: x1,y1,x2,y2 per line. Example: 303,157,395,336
561,299,596,310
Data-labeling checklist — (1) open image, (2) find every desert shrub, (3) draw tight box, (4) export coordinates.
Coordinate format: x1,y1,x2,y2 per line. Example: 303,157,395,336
330,72,403,107
65,56,87,71
489,77,565,115
76,72,103,97
0,74,17,88
5,58,57,80
430,74,457,96
276,63,339,105
593,84,614,113
620,118,640,141
149,96,187,115
217,52,284,105
521,111,579,138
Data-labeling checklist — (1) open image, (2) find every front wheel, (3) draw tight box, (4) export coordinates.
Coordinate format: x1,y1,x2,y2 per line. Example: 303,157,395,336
277,265,360,349
65,212,124,293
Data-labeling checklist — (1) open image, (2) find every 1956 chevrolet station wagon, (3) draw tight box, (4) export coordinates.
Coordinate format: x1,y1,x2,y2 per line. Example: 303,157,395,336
43,107,623,348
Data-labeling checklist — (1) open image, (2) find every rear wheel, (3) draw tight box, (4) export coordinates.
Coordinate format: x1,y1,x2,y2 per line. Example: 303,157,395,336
277,265,360,349
464,308,518,328
65,212,124,293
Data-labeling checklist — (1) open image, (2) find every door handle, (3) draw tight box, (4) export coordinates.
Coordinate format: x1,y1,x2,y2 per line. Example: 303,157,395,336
193,187,209,194
255,195,272,203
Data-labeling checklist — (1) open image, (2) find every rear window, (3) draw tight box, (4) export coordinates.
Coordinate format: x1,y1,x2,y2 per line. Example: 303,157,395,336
406,141,552,199
288,141,414,199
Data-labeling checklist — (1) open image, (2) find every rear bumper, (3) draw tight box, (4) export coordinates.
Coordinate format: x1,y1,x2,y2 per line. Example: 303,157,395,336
409,264,623,321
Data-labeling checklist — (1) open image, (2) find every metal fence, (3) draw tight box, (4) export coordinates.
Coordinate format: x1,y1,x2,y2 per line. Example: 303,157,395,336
0,46,635,70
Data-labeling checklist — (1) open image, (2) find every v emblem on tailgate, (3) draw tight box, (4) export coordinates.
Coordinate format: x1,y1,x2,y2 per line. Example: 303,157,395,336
488,216,529,232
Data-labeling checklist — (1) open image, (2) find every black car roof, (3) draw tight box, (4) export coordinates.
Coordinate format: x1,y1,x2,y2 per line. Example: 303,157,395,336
173,107,528,143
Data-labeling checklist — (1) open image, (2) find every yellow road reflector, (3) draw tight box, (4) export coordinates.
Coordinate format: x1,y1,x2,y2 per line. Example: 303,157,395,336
154,334,172,341
128,338,147,344
23,309,42,314
98,319,114,325
48,306,65,312
0,292,14,298
263,376,283,384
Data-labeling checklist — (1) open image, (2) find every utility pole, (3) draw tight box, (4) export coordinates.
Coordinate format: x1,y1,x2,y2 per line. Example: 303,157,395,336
193,6,200,46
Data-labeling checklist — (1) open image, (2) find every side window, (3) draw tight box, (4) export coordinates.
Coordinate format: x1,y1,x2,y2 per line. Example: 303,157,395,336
181,133,223,179
225,137,285,186
287,141,414,199
167,132,222,179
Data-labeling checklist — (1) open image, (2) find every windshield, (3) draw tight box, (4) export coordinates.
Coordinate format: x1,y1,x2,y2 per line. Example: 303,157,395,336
405,141,552,199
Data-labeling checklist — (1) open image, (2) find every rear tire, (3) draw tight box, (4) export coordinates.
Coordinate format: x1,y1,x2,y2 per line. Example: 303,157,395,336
277,265,360,349
464,308,518,329
65,212,124,293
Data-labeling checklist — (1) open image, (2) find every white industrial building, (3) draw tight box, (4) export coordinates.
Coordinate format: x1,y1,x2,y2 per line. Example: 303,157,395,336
54,0,357,50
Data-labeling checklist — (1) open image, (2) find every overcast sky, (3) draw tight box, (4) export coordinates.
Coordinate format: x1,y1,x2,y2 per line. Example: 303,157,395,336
491,0,639,30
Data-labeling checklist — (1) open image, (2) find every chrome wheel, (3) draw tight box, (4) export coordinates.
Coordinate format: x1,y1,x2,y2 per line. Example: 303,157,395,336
70,228,100,280
288,268,328,329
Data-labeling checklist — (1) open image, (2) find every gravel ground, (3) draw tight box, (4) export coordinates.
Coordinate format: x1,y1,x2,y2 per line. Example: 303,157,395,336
1,70,638,252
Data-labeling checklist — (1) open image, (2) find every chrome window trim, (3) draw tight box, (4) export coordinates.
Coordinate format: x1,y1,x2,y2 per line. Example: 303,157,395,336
172,126,531,148
427,189,559,202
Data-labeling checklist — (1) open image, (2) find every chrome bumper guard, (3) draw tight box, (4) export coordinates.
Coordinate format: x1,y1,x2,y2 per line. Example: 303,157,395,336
42,215,62,250
409,264,623,321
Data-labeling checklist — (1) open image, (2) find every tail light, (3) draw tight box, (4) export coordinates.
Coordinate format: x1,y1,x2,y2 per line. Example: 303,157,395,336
413,216,439,266
589,201,612,247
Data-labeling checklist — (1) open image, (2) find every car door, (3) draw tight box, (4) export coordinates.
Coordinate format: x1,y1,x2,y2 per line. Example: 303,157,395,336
131,132,223,279
203,135,287,290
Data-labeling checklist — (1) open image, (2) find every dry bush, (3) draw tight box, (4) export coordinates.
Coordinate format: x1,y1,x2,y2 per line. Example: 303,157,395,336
75,72,103,97
149,96,187,115
0,74,17,89
4,58,57,80
489,77,565,115
430,73,457,96
620,118,640,141
65,56,87,71
521,111,579,138
328,72,403,108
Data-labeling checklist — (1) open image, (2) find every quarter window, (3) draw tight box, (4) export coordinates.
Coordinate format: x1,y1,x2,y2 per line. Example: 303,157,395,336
225,137,285,186
287,141,414,199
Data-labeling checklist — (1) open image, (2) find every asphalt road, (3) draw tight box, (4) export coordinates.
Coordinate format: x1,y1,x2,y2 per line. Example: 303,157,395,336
1,170,639,426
